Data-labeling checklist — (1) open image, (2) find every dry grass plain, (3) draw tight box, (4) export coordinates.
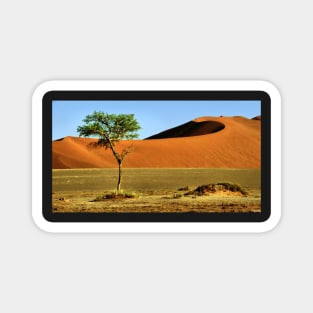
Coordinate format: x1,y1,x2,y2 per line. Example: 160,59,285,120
52,168,261,213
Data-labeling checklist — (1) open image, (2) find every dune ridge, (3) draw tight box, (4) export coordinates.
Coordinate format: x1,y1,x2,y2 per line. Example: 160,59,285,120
52,116,261,169
146,120,225,139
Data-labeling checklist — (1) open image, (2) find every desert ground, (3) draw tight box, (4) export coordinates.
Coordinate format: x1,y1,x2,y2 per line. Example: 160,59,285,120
52,168,261,213
52,116,261,213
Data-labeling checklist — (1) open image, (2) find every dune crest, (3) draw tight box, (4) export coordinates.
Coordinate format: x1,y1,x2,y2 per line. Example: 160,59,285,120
146,117,225,139
52,116,261,169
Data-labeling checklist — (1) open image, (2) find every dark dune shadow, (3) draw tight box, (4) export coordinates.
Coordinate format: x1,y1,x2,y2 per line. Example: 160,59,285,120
145,120,225,139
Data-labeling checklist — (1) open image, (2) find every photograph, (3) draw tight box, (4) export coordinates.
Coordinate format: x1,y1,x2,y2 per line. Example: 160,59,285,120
51,98,262,215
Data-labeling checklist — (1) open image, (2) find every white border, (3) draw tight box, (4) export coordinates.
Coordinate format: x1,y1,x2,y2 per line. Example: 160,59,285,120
32,80,281,233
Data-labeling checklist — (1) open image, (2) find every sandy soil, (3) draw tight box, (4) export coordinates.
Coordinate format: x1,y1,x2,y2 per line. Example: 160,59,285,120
52,190,261,213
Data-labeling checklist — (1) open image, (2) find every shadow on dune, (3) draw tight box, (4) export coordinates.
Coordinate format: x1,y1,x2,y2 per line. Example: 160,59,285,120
145,120,225,139
251,115,261,120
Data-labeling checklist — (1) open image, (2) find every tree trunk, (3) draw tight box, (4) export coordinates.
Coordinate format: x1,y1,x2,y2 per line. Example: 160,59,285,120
117,161,122,192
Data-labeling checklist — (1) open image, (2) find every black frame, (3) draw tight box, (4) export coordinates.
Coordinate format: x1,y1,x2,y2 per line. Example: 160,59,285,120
43,90,271,223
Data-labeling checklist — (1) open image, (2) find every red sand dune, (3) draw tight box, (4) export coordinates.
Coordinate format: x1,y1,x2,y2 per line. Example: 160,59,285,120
52,116,261,169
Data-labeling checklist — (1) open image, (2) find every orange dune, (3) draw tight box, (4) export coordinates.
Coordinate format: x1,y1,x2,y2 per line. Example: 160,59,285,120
52,116,261,169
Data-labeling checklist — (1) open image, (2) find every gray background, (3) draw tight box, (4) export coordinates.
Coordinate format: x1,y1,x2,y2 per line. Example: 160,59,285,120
1,1,311,312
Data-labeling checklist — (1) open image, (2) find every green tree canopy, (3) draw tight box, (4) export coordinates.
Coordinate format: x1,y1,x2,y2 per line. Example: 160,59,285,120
77,111,141,192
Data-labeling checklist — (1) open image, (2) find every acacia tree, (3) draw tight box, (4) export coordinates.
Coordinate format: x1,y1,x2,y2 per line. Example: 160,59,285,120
77,111,141,192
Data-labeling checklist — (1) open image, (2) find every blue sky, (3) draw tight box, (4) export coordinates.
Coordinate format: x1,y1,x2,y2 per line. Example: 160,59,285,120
52,100,261,140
